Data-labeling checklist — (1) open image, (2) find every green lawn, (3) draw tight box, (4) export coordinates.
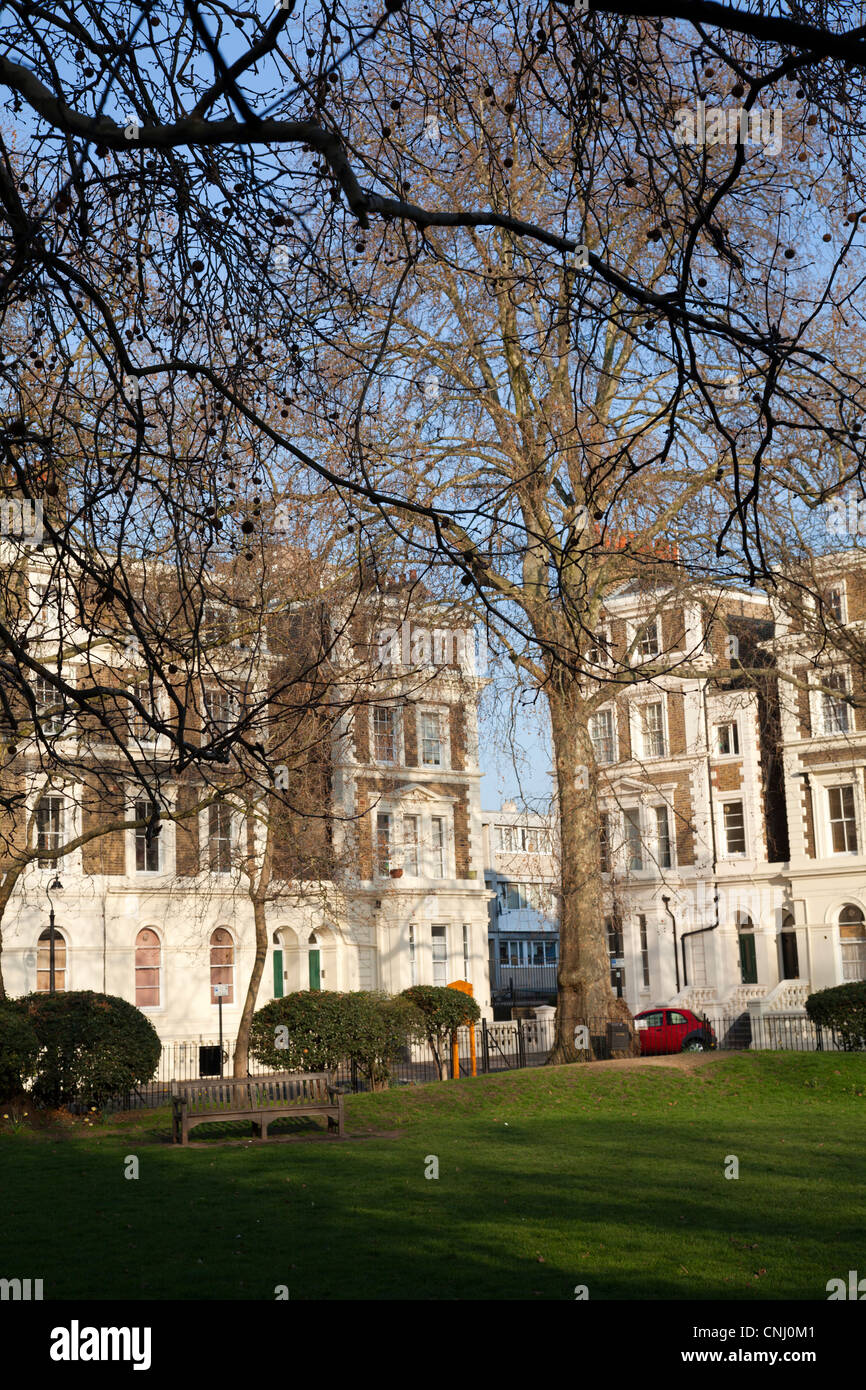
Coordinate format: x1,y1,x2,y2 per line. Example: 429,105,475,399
2,1052,864,1300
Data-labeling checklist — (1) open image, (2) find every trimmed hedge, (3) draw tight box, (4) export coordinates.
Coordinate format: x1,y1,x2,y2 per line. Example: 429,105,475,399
805,982,866,1051
0,1002,40,1102
249,990,421,1087
15,990,161,1106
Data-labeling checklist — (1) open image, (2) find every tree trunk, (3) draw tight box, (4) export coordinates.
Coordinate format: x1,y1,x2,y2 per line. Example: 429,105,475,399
233,892,269,1077
546,682,635,1063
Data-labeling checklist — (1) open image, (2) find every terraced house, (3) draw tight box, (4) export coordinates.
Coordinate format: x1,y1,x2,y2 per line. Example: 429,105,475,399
0,552,493,1045
592,556,866,1028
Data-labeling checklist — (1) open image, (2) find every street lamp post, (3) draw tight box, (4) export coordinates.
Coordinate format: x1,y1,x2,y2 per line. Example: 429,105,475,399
46,876,63,994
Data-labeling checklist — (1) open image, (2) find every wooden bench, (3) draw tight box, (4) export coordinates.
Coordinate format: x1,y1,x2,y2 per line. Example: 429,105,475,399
170,1073,344,1145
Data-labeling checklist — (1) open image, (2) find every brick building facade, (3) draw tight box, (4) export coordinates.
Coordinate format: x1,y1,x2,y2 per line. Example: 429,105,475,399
0,560,493,1042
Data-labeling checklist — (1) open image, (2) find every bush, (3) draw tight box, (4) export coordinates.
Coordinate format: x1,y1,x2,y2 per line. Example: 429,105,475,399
805,982,866,1050
250,991,421,1088
250,991,359,1075
399,985,481,1079
344,993,421,1089
0,1002,40,1102
16,991,161,1106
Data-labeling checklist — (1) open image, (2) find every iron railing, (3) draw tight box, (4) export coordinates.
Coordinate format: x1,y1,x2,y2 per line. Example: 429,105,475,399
62,1008,861,1111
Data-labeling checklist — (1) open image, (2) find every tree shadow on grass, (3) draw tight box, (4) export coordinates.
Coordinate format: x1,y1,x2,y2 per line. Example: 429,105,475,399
1,1100,862,1300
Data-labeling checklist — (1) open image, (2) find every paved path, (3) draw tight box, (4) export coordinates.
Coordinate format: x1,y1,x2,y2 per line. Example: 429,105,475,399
567,1051,726,1075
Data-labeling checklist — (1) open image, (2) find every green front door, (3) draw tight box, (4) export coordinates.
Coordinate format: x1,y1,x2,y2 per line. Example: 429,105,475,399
308,949,321,991
273,949,284,998
738,932,757,985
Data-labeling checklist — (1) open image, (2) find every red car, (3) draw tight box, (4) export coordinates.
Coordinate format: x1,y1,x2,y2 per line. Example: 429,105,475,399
633,1007,716,1055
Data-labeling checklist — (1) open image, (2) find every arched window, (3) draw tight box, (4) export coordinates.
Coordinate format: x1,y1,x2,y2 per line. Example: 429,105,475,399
36,928,66,992
839,905,866,981
135,928,161,1007
736,912,757,985
210,928,234,1003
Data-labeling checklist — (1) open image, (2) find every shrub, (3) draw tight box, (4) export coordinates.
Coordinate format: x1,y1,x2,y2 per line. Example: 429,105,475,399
0,1002,40,1102
399,985,481,1079
250,991,357,1075
250,991,421,1088
805,982,866,1051
17,991,161,1106
345,993,421,1089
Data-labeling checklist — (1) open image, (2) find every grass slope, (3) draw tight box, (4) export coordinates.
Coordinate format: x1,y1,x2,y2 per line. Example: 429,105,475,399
1,1052,864,1300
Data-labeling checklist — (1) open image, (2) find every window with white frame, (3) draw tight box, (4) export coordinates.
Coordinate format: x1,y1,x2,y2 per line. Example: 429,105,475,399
419,709,445,767
654,805,673,869
635,618,660,659
409,923,417,984
36,795,64,864
501,882,555,914
524,826,552,853
640,701,666,758
135,927,161,1007
130,679,160,745
824,583,846,623
496,823,553,853
431,923,448,985
499,939,557,967
589,708,615,764
376,812,392,874
402,814,420,875
372,705,398,763
208,801,232,873
600,812,610,874
204,687,237,735
134,798,161,872
839,904,866,981
639,914,650,988
431,816,446,877
588,627,610,664
203,602,230,648
33,675,62,735
821,672,851,735
624,807,643,871
715,721,739,755
462,924,470,979
828,785,859,854
722,800,746,856
31,579,60,628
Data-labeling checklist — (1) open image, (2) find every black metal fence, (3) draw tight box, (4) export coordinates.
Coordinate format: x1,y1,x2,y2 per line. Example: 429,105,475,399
707,1011,852,1053
83,1010,860,1112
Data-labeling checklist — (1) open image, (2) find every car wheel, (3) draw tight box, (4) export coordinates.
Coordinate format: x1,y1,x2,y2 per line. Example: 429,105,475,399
681,1034,708,1053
